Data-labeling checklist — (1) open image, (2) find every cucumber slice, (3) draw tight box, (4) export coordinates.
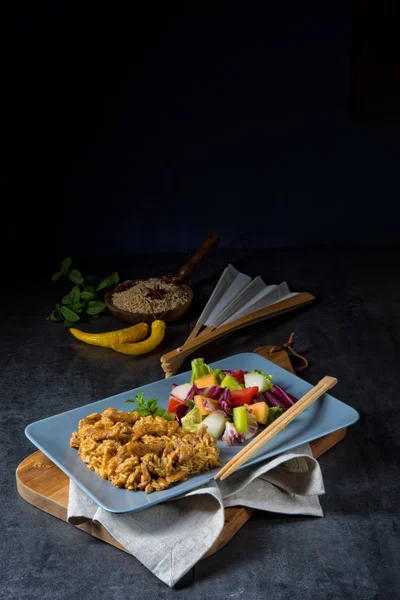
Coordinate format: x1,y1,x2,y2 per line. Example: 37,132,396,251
233,406,248,433
163,412,176,421
220,374,243,391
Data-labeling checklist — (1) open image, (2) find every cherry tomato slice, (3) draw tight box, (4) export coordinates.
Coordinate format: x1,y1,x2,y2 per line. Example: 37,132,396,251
231,369,245,384
167,396,187,413
230,386,259,407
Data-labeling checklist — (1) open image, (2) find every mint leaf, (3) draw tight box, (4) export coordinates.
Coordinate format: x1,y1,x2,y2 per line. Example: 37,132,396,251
81,291,96,301
70,285,81,305
126,393,144,405
86,301,106,315
153,407,166,417
63,319,75,328
81,282,95,294
61,257,72,274
136,393,145,405
72,302,86,313
96,272,119,292
68,269,84,284
126,393,150,415
60,306,80,322
137,408,150,416
49,261,118,326
125,393,163,417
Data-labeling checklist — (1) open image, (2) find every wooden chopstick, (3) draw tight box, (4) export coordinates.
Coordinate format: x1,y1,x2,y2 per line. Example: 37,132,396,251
214,376,338,481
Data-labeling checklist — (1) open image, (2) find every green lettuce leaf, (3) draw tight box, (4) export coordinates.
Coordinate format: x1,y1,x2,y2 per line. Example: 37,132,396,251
267,406,283,426
190,358,213,383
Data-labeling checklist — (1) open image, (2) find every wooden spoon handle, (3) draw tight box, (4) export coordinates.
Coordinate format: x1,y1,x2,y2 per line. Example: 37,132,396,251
178,232,220,280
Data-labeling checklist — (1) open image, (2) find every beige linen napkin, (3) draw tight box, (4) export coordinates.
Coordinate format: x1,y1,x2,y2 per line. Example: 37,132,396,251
68,443,324,588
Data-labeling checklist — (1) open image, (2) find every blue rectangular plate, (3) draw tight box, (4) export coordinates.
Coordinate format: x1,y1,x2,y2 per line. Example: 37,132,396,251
25,353,359,513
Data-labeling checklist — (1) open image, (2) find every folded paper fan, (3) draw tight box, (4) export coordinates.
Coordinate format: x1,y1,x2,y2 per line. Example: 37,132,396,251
160,265,314,377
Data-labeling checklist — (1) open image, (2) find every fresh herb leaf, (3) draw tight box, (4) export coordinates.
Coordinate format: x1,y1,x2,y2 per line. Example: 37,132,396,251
61,257,72,274
72,302,86,313
68,269,84,284
86,301,106,315
60,306,80,322
81,291,95,301
153,407,166,417
148,400,158,412
49,259,117,327
126,394,144,405
137,408,150,416
81,282,95,294
63,319,75,328
96,272,119,292
137,393,146,405
69,285,81,305
125,393,164,417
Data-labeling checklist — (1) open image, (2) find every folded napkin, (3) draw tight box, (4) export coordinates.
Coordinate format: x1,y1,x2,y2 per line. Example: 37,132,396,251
68,443,324,588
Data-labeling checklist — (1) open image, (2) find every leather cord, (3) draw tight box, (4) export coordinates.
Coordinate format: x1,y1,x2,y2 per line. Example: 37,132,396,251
268,332,309,372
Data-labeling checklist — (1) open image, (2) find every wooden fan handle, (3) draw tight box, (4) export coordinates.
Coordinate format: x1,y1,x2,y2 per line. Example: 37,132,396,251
178,233,220,280
160,292,315,376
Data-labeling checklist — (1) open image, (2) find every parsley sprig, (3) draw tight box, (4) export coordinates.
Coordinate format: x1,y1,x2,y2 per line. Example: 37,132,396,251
126,393,166,418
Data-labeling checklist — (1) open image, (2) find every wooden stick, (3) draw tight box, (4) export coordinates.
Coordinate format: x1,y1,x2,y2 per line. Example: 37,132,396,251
160,292,315,377
161,321,205,378
185,321,204,343
194,323,216,338
214,376,338,481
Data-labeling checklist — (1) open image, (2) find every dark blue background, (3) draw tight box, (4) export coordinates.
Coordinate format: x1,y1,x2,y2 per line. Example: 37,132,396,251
8,3,400,258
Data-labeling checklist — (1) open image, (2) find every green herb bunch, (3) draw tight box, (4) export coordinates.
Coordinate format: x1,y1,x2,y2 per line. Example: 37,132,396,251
126,393,166,417
47,257,119,327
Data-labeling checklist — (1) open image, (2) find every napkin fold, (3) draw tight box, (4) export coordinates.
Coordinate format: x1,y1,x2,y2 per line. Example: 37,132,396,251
68,443,324,588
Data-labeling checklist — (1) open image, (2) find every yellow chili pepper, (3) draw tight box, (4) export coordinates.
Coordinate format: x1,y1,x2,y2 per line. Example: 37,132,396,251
69,322,149,348
112,320,166,355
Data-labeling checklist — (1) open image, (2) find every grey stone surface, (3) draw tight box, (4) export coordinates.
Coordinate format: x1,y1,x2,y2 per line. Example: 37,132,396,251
1,248,399,599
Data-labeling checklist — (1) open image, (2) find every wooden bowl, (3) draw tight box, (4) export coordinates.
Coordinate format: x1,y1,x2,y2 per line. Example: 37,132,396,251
104,281,193,325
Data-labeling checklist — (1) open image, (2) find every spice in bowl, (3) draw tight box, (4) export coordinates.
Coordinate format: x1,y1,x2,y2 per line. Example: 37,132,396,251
112,278,189,315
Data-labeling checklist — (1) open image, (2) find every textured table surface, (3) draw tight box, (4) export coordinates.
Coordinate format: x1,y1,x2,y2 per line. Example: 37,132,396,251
1,248,399,599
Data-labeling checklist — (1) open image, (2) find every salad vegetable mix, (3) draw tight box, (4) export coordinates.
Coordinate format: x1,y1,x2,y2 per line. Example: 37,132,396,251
167,358,299,445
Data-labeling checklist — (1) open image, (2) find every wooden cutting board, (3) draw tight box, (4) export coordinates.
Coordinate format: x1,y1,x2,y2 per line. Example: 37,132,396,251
16,346,347,559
